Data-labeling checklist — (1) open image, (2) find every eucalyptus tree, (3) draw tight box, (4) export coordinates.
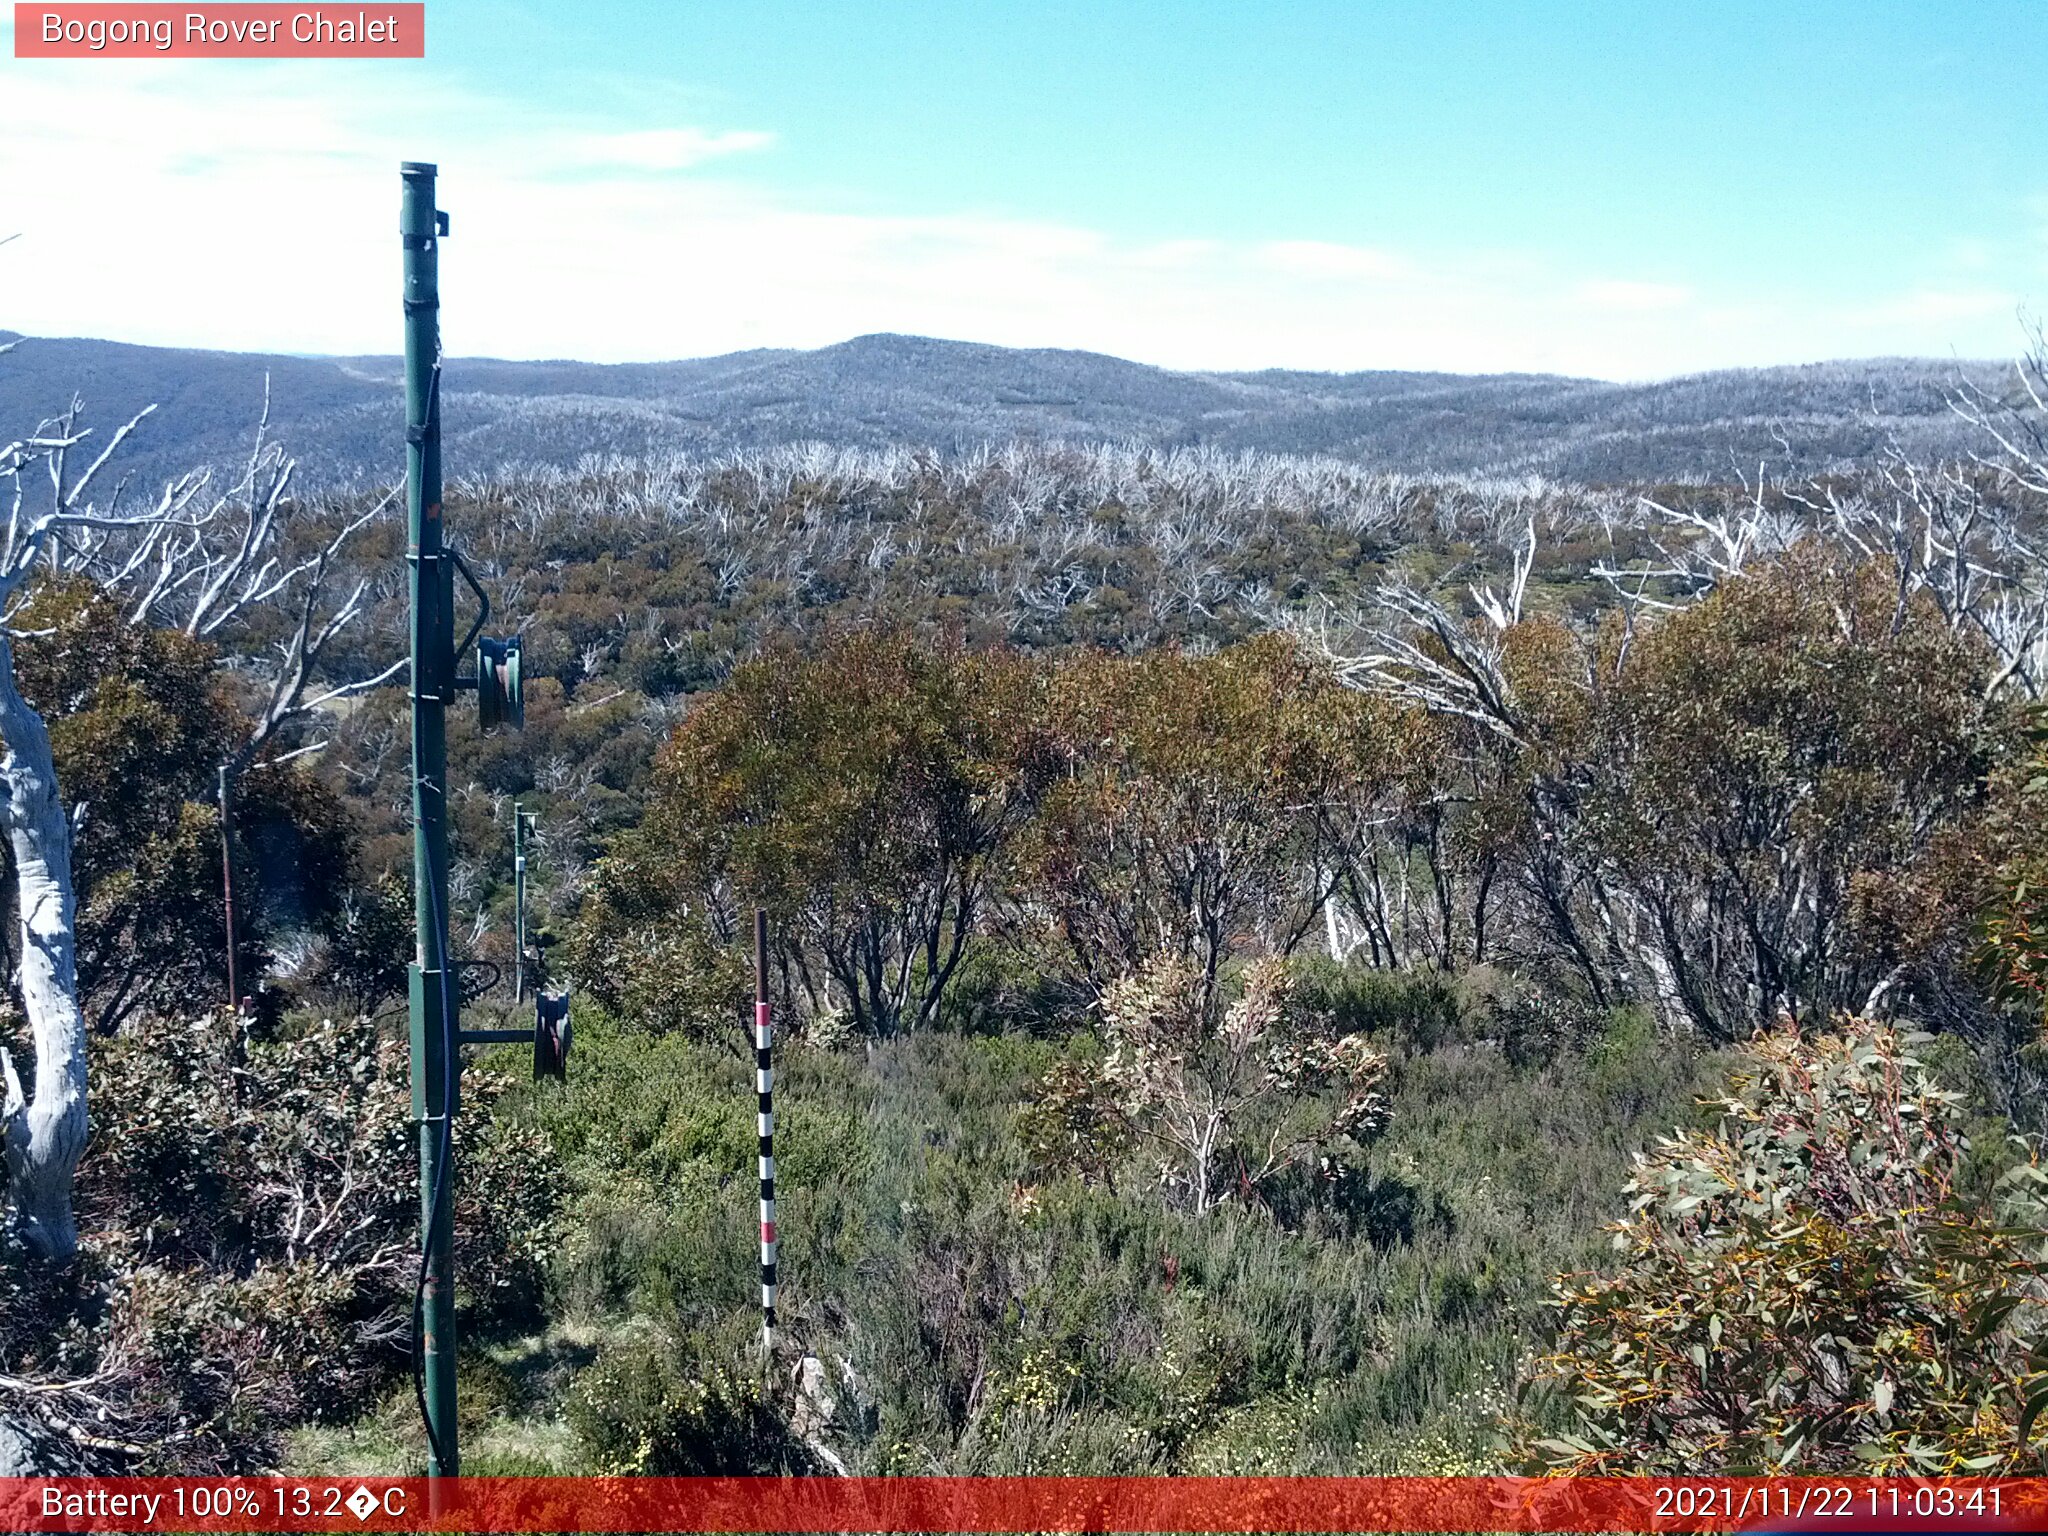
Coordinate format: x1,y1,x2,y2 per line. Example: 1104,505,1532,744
584,628,1059,1037
1309,543,1996,1039
0,384,394,1262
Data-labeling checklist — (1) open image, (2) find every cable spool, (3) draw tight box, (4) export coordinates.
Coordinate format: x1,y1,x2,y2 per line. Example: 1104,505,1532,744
477,635,523,730
534,989,571,1081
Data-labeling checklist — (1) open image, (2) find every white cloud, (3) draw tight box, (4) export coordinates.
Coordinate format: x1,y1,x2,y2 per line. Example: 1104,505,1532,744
1573,279,1694,312
1942,236,1998,272
1854,288,2018,326
546,127,776,173
1258,241,1413,280
0,60,2031,382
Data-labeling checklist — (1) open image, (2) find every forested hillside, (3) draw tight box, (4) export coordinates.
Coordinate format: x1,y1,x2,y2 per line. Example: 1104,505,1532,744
0,329,2010,492
7,347,2048,1479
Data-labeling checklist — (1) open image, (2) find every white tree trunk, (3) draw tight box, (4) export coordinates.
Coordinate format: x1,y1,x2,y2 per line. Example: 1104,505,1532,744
0,632,86,1263
0,396,385,1265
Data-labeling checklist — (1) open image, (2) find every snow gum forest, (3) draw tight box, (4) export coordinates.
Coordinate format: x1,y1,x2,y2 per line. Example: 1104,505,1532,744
7,332,2048,1480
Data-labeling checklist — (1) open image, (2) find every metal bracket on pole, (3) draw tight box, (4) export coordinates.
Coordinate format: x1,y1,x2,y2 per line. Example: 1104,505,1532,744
458,1028,529,1045
448,547,490,657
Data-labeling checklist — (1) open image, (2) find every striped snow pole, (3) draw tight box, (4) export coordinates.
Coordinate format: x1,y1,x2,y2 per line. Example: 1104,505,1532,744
753,908,777,1357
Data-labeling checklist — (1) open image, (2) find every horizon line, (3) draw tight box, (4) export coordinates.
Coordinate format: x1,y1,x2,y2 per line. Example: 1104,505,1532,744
0,325,2015,391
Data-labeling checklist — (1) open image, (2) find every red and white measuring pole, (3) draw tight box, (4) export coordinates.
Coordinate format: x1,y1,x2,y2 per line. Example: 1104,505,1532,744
753,908,777,1358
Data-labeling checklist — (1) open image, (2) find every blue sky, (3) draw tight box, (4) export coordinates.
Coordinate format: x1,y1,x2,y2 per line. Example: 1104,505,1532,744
1,2,2042,377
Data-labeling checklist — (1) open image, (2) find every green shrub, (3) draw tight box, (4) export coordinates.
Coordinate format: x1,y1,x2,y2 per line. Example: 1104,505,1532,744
488,970,1730,1476
3,1012,558,1472
937,940,1074,1037
1521,1020,2048,1474
1290,958,1462,1052
1022,954,1391,1216
561,916,749,1042
566,1328,820,1474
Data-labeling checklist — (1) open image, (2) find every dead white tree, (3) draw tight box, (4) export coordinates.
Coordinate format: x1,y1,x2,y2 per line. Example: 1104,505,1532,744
1940,324,2048,695
49,382,406,770
1587,344,2048,699
1954,319,2048,500
1310,581,1531,748
1470,514,1536,631
1608,452,2048,700
0,389,398,1262
0,401,183,1260
1588,466,1802,613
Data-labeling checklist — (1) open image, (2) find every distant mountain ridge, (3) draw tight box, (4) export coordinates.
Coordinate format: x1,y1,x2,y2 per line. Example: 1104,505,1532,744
0,329,2011,490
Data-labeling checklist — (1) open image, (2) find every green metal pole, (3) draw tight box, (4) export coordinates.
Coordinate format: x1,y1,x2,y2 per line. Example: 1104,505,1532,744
217,763,238,1013
513,802,526,1004
402,160,459,1479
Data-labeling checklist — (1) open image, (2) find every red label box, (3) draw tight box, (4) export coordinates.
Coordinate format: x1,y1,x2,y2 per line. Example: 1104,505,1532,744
0,1476,2040,1533
14,4,425,57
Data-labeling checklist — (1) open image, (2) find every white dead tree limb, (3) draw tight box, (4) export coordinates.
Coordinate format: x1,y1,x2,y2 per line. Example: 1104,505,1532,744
218,489,405,772
1587,343,2048,698
1590,474,1799,605
0,401,189,1261
0,388,398,1262
1952,319,2048,500
1932,327,2048,696
1611,486,2048,698
1300,575,1637,1003
1470,514,1536,630
54,381,406,768
1302,583,1529,749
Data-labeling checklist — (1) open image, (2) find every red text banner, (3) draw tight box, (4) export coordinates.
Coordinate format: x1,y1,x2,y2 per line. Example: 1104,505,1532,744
0,1476,2039,1533
14,5,425,58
